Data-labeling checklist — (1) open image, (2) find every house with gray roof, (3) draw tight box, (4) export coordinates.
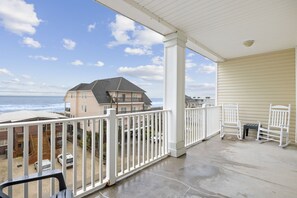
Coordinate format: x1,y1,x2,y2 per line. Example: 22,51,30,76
64,77,152,118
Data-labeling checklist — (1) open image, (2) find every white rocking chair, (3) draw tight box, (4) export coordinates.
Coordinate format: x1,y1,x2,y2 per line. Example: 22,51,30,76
257,104,291,147
220,104,242,140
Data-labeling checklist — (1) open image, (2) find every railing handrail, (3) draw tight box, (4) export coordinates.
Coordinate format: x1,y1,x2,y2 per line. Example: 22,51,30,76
185,105,221,111
116,109,170,117
0,109,171,128
0,114,109,128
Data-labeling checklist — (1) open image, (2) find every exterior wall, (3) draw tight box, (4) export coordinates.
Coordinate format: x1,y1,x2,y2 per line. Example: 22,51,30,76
66,90,146,117
64,91,78,117
65,91,101,117
217,49,296,141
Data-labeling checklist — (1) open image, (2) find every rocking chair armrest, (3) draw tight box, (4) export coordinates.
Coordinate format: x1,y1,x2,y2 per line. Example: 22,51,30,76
0,170,67,198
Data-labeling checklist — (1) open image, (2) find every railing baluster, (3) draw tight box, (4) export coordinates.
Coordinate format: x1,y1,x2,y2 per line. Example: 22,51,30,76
142,115,145,164
7,127,13,197
99,119,103,183
132,116,135,168
23,126,29,198
91,119,95,187
151,114,154,160
82,120,87,191
115,116,118,175
62,122,67,181
50,123,56,196
121,118,124,174
137,115,140,167
127,116,130,171
158,112,161,157
37,124,43,198
146,114,150,162
154,113,158,158
72,121,77,196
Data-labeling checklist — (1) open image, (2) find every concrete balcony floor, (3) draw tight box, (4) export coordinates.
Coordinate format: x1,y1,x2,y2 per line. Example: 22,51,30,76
89,135,297,198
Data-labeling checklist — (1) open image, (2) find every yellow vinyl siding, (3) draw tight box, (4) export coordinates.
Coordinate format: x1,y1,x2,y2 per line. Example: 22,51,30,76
218,49,296,141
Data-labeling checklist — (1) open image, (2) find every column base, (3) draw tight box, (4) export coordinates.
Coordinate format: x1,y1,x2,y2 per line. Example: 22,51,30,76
169,141,186,157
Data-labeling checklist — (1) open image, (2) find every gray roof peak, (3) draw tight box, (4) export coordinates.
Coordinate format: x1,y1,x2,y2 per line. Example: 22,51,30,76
67,77,150,104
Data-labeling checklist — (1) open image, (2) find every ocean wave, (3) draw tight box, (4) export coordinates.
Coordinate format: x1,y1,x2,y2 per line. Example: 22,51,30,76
0,103,65,113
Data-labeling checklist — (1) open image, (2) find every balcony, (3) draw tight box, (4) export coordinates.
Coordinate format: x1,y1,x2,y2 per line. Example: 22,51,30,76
0,106,222,197
1,106,296,197
114,97,143,103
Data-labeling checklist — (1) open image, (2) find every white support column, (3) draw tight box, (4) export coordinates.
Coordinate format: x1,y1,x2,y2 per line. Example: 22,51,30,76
106,108,116,185
163,32,187,157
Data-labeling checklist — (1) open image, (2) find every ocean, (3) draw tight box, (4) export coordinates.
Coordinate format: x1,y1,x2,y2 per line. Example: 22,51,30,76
0,96,65,113
0,96,163,114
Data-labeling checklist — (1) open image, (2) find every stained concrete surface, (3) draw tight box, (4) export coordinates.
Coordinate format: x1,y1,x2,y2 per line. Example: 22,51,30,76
88,135,297,198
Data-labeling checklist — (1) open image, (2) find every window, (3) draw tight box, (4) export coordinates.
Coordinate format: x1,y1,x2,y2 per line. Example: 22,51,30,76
85,105,87,112
133,107,137,112
120,107,127,113
104,106,109,114
0,139,7,146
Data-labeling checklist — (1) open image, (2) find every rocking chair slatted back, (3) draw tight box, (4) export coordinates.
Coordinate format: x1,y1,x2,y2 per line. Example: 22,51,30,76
268,104,290,129
222,104,239,124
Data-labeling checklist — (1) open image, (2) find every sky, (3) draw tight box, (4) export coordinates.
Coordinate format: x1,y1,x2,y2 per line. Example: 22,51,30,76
0,0,216,99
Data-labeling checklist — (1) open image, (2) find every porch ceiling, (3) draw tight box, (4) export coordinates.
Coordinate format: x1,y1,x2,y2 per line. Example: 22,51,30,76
96,0,297,62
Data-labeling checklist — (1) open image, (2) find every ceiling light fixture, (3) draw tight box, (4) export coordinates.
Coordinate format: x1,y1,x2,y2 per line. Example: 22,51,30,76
243,40,255,47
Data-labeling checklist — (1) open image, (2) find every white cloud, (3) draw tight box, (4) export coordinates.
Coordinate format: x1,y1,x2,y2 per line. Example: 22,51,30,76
124,47,152,55
187,53,195,57
118,65,163,81
186,82,216,98
88,23,96,32
29,55,58,61
186,75,194,83
21,74,31,79
23,37,41,48
198,64,216,74
63,38,76,50
0,68,13,76
187,83,216,91
151,56,163,65
71,60,83,66
0,0,41,35
0,78,69,96
186,59,197,68
94,61,104,67
108,14,163,53
109,14,135,46
132,27,163,47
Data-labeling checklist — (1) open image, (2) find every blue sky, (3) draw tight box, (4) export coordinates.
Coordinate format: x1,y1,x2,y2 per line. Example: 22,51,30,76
0,0,216,98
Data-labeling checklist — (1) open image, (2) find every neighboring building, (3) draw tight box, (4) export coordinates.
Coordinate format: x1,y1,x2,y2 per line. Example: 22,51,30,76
185,95,215,108
0,111,66,163
64,77,152,117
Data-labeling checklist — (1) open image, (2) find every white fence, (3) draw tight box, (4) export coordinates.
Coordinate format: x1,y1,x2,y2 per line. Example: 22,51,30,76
115,110,170,180
0,109,170,198
185,106,221,147
0,106,220,197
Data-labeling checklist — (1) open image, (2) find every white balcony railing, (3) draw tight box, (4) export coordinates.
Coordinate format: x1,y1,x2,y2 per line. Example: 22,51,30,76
0,109,170,198
0,106,220,197
115,110,169,180
185,106,221,147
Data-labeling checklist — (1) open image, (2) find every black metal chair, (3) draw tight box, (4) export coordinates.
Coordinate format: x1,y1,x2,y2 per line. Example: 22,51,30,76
0,169,73,198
